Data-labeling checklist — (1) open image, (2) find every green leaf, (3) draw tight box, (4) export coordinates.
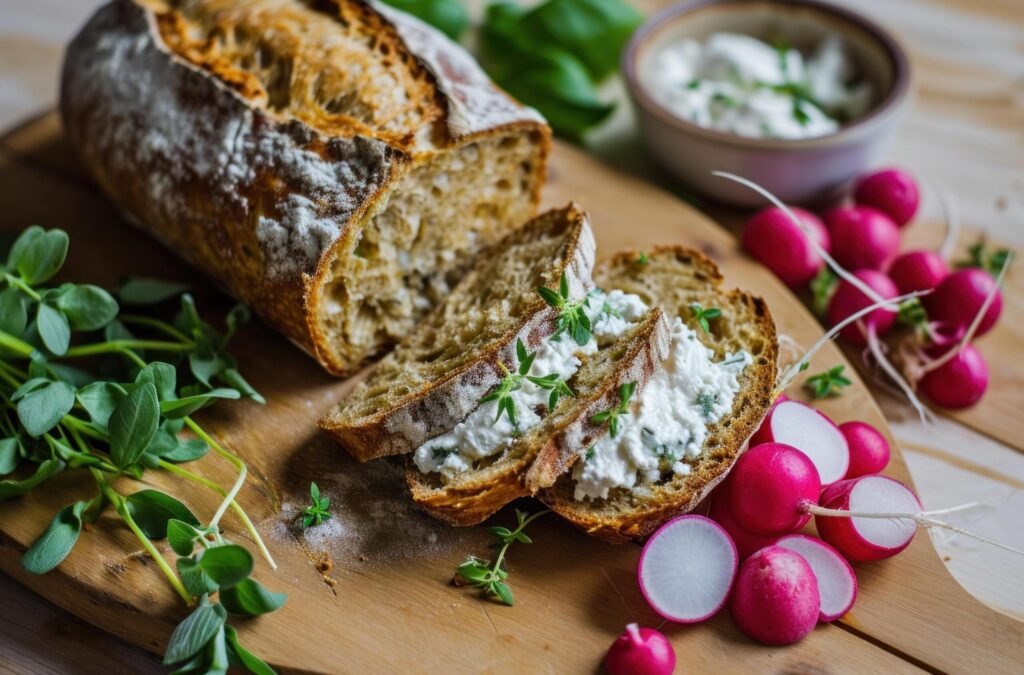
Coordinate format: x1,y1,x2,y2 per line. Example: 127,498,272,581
380,0,469,40
223,625,276,675
206,625,229,675
168,519,201,557
108,381,160,469
163,595,226,665
492,581,514,606
117,277,189,306
218,368,265,404
125,489,200,538
0,286,27,336
0,459,64,499
0,438,19,475
36,303,70,355
219,577,287,616
153,436,209,464
15,229,68,285
6,226,44,270
48,363,96,387
198,545,253,589
21,501,87,574
189,350,226,388
159,388,241,419
135,362,177,401
536,285,563,308
177,556,218,597
76,381,127,428
16,380,75,437
53,284,119,331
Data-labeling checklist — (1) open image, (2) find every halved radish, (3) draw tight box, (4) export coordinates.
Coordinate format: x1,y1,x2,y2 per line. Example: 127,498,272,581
638,515,737,623
814,476,920,562
751,400,850,486
775,534,858,622
730,546,820,645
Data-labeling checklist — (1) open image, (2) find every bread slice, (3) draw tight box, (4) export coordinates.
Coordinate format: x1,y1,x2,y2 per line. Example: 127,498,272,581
540,247,778,543
319,204,596,461
407,308,671,526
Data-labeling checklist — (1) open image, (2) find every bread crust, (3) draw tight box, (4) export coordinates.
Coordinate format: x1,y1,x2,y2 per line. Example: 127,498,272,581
60,0,549,376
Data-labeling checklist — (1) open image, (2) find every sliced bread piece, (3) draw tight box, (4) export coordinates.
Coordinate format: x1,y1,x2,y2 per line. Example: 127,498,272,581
407,308,671,526
320,204,596,461
540,247,778,543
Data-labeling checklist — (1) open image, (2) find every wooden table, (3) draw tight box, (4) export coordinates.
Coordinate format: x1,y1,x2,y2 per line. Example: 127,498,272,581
0,0,1021,671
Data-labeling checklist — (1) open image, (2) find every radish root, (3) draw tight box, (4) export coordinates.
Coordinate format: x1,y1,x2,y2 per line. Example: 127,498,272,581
866,324,933,423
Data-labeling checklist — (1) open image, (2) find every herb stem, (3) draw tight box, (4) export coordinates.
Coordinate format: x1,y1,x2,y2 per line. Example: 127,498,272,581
493,510,548,574
183,417,245,532
61,415,106,441
119,347,147,369
3,273,42,302
63,340,193,359
0,329,36,358
0,364,22,390
118,315,191,343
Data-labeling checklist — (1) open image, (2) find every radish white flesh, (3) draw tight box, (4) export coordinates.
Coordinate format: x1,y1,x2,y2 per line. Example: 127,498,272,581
730,546,820,645
639,515,737,623
751,400,849,486
604,624,676,675
775,534,857,622
814,476,920,562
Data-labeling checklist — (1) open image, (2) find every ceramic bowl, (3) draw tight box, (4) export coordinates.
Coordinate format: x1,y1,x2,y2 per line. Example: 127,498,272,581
623,0,911,206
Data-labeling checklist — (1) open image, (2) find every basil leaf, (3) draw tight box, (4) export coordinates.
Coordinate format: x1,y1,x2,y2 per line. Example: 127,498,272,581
21,500,87,574
118,278,189,306
198,544,253,589
168,519,201,557
16,380,75,437
54,284,119,331
0,459,64,499
177,556,219,596
219,577,286,616
108,381,159,469
162,595,226,665
10,377,48,402
76,381,127,428
160,388,240,419
5,225,44,269
0,286,27,336
15,229,68,285
224,625,275,675
135,362,177,401
159,438,209,463
0,438,19,475
36,303,70,356
380,0,469,39
125,489,200,538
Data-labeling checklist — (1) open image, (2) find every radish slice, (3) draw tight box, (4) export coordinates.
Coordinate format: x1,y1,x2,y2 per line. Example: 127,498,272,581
775,534,858,622
751,400,850,486
815,476,921,562
639,515,737,623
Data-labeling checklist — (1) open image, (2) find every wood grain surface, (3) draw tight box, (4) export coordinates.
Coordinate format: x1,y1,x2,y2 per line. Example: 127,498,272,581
0,0,1022,672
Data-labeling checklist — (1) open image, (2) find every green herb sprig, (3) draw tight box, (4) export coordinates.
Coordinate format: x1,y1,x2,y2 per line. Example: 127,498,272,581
696,391,717,418
956,238,1012,277
302,482,331,528
455,509,547,606
590,381,637,438
537,273,593,346
480,338,575,425
804,365,852,399
689,303,721,333
0,226,280,673
810,267,838,318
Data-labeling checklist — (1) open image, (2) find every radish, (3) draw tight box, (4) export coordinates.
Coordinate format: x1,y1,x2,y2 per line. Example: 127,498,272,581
853,168,920,227
838,421,890,478
889,250,949,294
823,206,901,271
742,207,830,288
728,443,820,535
919,343,988,409
707,483,778,560
775,534,857,622
604,624,676,675
751,400,849,487
638,515,737,623
730,546,820,645
812,476,921,562
826,270,899,345
925,268,1002,338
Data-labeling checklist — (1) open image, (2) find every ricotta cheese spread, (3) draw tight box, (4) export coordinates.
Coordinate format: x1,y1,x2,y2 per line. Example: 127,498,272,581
643,32,872,140
572,317,751,501
414,289,648,479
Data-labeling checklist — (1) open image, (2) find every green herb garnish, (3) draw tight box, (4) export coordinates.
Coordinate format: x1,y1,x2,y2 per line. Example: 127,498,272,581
302,482,331,528
689,303,721,333
480,339,575,425
537,273,593,346
591,381,637,438
584,447,595,461
810,266,838,318
696,392,717,418
804,365,852,399
455,509,547,606
956,238,1012,277
431,446,458,461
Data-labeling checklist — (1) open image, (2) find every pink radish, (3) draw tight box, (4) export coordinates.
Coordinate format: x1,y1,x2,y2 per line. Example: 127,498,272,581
742,207,830,288
925,268,1003,337
728,443,820,535
919,343,989,409
814,476,920,562
775,534,857,622
889,250,949,294
730,546,820,645
823,206,901,271
839,421,890,478
604,624,675,675
751,400,849,487
707,483,778,560
638,515,737,623
853,168,920,227
826,270,899,345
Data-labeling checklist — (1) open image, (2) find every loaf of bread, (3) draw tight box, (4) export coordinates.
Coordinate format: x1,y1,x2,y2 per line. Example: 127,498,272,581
61,0,550,375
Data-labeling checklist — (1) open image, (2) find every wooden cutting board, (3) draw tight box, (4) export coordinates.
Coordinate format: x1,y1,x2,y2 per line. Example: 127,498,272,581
0,113,1020,673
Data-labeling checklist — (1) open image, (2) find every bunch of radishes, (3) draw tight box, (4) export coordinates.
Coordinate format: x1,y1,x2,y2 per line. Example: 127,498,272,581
740,168,1011,410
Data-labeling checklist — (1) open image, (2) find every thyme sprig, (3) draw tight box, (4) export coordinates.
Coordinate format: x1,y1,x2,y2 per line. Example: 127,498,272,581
804,364,852,399
537,272,592,346
689,303,721,333
479,339,575,425
957,238,1012,277
455,509,547,606
810,266,838,318
302,482,331,528
591,381,637,438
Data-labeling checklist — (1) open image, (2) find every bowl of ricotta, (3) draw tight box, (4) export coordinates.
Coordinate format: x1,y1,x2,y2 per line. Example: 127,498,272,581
624,0,910,206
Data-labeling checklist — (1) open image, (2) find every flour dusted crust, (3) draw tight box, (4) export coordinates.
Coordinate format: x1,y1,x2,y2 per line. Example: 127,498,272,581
61,0,550,375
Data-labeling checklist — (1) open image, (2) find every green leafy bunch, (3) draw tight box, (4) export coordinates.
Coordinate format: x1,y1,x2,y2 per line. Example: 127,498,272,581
479,338,575,426
590,381,637,438
956,238,1012,277
380,0,468,40
302,481,331,528
0,226,280,673
455,509,547,606
803,364,852,399
537,272,593,346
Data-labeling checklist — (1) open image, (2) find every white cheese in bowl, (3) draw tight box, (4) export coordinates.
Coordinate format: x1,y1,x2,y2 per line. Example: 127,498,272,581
643,32,872,140
572,317,751,501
